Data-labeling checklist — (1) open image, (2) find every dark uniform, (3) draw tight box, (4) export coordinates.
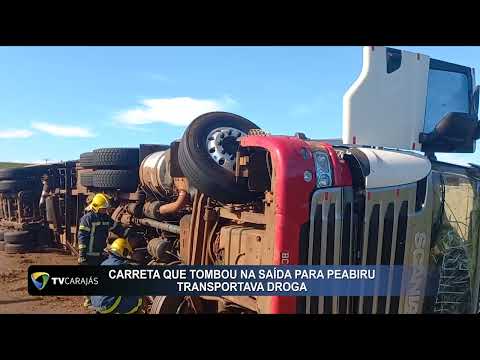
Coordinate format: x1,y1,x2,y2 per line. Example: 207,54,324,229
78,211,114,265
91,252,143,314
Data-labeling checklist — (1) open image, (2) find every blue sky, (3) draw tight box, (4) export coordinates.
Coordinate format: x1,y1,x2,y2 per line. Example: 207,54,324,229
0,46,479,165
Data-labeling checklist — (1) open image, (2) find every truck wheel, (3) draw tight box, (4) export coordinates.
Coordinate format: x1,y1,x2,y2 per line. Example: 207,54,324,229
178,112,260,203
0,165,50,180
4,243,32,254
150,296,197,314
79,172,94,187
0,179,38,193
92,169,139,193
90,148,139,169
4,231,33,245
79,152,95,168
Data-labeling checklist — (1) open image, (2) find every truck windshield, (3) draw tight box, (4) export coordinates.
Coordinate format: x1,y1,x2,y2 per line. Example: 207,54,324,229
424,69,470,133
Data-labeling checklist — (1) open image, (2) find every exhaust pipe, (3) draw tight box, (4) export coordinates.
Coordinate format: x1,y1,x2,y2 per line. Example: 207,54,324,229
143,190,189,219
159,190,188,215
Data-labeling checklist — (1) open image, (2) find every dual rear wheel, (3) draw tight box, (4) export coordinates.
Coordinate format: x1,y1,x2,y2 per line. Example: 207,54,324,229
78,148,139,193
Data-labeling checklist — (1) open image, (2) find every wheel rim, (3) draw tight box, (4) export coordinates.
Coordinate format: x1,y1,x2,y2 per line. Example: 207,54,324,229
205,127,246,172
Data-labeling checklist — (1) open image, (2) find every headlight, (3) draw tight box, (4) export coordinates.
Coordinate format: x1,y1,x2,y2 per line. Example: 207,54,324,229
313,151,332,187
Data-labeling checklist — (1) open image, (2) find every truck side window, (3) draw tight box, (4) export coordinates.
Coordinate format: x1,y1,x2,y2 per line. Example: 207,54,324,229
424,69,470,133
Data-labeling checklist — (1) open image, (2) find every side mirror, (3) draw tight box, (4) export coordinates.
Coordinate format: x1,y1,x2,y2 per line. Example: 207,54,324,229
420,112,479,152
435,112,478,142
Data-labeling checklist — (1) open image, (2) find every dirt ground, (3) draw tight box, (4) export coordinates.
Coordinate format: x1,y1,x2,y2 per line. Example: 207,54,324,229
0,250,93,314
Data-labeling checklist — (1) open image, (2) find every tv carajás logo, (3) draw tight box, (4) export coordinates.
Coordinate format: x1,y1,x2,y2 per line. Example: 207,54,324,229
31,272,50,290
30,271,99,290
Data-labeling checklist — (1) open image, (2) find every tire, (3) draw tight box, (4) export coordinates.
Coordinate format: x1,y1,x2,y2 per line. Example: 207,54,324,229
79,172,94,187
0,230,5,242
150,296,193,314
4,231,33,245
178,112,260,203
0,166,49,181
0,179,39,193
4,243,32,254
0,242,4,251
79,152,95,168
92,170,139,193
91,148,139,169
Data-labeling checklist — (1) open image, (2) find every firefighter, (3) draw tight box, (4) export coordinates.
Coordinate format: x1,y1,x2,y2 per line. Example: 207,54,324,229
78,193,115,308
78,193,114,265
90,237,144,314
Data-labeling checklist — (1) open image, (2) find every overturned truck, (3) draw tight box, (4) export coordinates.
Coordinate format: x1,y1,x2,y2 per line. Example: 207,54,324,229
0,164,61,253
40,46,480,314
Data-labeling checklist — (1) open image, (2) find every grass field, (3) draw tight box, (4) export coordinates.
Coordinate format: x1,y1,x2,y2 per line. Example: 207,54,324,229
0,162,30,169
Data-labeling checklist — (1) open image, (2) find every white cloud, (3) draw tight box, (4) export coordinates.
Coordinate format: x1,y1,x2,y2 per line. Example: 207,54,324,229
0,129,33,139
116,96,236,126
31,122,95,138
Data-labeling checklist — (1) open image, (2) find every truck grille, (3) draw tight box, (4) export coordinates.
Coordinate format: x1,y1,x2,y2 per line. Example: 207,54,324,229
302,184,419,314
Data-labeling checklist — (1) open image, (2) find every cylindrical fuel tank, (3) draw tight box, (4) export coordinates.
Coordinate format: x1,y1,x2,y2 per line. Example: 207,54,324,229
139,150,173,196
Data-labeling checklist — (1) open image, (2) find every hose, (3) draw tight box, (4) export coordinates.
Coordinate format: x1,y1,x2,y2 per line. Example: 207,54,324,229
158,190,188,215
